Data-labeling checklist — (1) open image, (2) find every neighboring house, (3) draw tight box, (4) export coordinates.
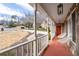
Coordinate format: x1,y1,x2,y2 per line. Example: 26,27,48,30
41,20,47,29
0,25,4,29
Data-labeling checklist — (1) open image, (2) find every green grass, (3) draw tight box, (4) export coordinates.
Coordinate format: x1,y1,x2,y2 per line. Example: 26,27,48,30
37,28,47,31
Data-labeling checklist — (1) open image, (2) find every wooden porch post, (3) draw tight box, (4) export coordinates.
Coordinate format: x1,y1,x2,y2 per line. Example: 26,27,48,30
33,3,38,56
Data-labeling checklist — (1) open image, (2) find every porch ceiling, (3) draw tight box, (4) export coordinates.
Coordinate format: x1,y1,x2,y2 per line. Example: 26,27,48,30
40,3,73,23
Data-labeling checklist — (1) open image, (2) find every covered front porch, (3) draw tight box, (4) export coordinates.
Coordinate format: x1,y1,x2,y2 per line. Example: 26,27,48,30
0,3,78,56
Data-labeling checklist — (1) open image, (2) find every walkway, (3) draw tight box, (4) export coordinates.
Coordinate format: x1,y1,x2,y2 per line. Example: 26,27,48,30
41,37,73,56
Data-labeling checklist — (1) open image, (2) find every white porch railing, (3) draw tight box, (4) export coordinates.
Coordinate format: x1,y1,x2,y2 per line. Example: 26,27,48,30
0,34,48,56
57,33,76,55
69,40,76,55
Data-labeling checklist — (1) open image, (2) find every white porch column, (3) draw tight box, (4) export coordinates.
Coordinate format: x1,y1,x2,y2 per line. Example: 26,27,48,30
47,16,49,42
33,3,38,56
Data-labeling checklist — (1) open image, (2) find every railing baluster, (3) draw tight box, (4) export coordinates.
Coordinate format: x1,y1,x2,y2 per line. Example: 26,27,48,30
15,48,17,56
37,39,39,53
6,51,9,56
32,41,33,56
29,43,31,56
39,38,41,52
37,39,38,55
21,45,24,56
30,43,32,56
33,41,36,56
27,44,29,56
38,39,39,54
40,37,41,51
38,39,40,53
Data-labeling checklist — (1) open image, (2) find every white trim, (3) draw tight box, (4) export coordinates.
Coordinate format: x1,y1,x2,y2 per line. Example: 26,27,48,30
67,7,76,21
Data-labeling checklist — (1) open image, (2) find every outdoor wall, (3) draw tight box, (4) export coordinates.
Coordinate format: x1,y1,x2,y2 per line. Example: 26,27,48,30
67,15,72,38
67,11,78,55
76,11,79,55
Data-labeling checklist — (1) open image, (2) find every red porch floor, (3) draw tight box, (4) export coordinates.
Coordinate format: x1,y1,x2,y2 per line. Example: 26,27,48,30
41,37,73,56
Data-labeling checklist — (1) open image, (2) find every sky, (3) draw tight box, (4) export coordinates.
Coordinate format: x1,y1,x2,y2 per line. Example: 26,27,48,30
0,3,34,20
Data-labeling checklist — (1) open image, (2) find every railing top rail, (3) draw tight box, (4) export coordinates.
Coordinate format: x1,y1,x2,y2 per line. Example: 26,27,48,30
37,34,47,39
0,34,47,54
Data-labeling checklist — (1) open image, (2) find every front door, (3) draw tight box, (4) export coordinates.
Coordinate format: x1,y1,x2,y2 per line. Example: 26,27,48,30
56,24,61,36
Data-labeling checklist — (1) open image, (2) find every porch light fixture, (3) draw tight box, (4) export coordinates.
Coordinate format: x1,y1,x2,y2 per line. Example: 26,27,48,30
57,3,63,15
